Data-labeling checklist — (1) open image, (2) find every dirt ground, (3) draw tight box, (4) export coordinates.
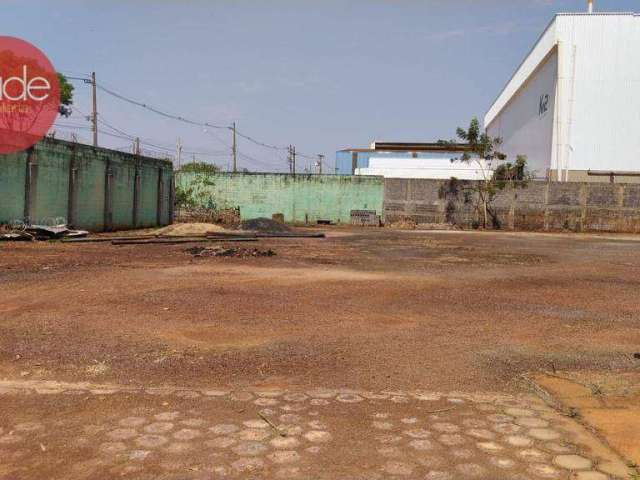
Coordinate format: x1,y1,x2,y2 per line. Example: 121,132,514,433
2,226,640,479
1,227,639,392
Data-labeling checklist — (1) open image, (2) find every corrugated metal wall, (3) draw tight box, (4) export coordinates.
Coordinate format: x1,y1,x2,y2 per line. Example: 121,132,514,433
485,13,640,179
175,172,384,224
0,138,174,231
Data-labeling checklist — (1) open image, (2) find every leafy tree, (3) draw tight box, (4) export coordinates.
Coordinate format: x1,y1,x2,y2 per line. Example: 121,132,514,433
177,161,220,175
57,73,74,117
441,118,531,229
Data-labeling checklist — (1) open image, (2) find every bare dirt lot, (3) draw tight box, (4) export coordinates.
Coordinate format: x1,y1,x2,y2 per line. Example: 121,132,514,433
1,228,639,392
1,228,640,479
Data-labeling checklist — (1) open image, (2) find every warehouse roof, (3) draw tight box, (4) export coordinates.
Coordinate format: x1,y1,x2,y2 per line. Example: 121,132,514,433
338,142,471,153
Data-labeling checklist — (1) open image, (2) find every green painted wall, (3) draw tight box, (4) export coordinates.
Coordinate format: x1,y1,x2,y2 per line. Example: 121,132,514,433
0,138,173,231
0,151,28,223
175,172,384,224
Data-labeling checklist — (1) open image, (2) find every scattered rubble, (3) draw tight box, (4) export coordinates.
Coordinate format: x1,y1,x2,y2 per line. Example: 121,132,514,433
0,223,88,241
186,246,276,258
239,217,291,233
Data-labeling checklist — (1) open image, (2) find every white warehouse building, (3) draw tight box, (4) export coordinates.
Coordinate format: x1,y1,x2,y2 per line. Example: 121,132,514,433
485,11,640,182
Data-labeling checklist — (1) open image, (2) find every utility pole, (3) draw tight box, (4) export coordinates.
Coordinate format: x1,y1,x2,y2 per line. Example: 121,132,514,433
133,137,140,155
91,71,98,147
292,145,296,176
176,137,183,170
231,122,237,173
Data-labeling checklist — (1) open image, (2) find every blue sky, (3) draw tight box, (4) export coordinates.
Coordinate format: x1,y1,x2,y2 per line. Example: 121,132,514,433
2,0,637,172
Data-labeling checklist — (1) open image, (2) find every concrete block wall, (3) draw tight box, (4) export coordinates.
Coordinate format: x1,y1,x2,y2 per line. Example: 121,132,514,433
0,138,173,231
384,179,640,233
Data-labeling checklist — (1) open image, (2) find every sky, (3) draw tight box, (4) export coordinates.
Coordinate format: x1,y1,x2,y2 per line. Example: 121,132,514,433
2,0,637,172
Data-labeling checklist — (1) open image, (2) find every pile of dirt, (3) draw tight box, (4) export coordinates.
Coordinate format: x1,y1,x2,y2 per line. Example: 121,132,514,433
186,246,276,258
152,223,229,237
238,217,291,233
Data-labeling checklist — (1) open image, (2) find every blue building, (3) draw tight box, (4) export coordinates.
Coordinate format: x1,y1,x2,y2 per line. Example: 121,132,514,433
335,142,471,176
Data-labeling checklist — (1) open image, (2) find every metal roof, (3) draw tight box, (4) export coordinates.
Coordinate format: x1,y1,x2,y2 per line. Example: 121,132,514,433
338,142,471,153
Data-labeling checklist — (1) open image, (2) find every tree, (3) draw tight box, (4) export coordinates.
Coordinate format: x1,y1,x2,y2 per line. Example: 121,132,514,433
177,161,220,175
441,117,530,229
57,73,74,117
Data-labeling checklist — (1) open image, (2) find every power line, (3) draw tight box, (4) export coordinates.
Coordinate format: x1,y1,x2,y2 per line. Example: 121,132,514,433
62,72,323,166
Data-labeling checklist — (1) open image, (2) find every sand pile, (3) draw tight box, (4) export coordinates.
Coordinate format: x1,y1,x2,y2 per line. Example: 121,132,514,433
152,223,229,237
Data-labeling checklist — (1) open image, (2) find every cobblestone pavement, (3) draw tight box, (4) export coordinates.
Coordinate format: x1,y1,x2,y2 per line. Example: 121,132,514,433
0,381,629,480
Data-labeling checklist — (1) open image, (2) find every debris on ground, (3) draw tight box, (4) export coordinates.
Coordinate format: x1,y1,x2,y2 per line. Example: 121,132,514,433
186,246,276,258
0,223,88,241
238,217,291,233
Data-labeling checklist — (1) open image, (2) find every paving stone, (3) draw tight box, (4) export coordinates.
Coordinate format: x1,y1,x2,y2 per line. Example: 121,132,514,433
154,412,180,421
553,454,592,470
490,457,517,469
517,417,550,428
202,389,230,397
529,463,561,478
466,428,495,439
574,471,609,480
439,434,466,446
494,423,523,434
505,408,536,417
128,450,151,461
237,429,270,441
173,428,201,441
99,441,127,454
451,448,474,459
107,428,138,440
232,440,268,456
230,392,254,401
231,457,265,471
144,422,174,434
403,428,431,438
409,439,434,450
205,436,237,449
519,449,549,462
506,435,534,447
209,423,239,435
425,470,453,480
487,414,514,423
283,393,308,402
303,430,332,443
135,435,169,448
0,382,616,480
373,421,394,430
432,422,459,433
271,436,301,449
119,417,147,428
463,418,488,429
336,393,363,403
455,463,486,477
382,460,414,475
529,428,561,441
13,422,44,432
268,450,300,464
165,442,193,454
181,418,208,427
